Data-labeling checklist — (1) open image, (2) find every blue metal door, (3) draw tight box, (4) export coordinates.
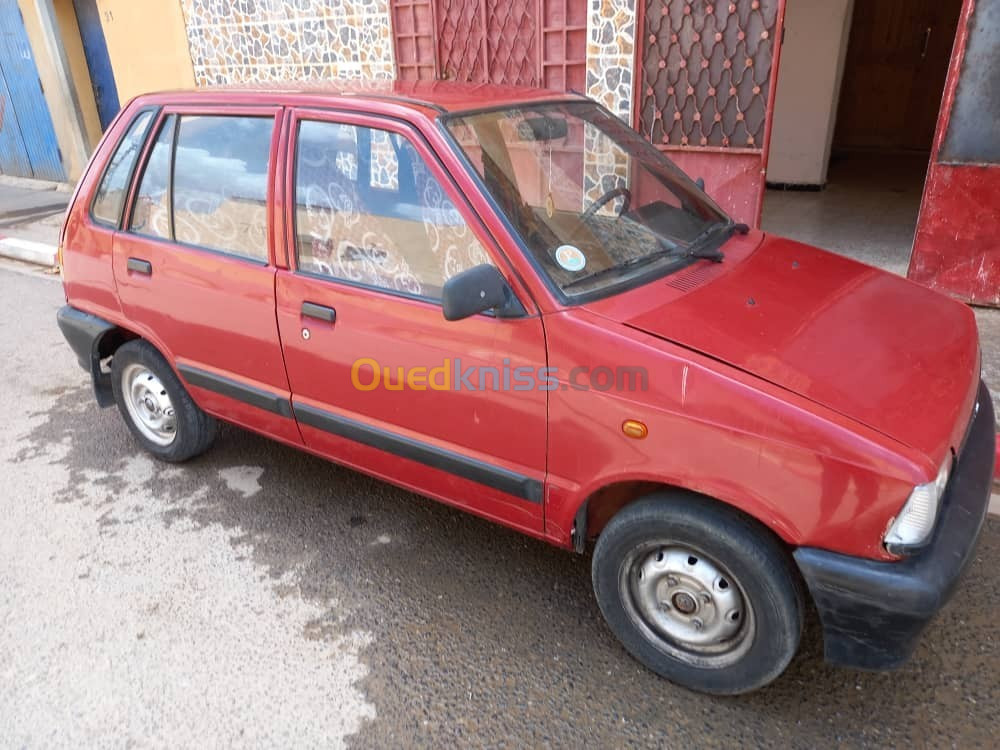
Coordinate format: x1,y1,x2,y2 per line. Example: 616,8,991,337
0,0,65,180
0,62,32,177
73,0,119,130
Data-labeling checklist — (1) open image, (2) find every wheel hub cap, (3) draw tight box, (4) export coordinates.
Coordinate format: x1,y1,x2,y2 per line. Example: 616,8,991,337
630,546,745,652
121,364,177,447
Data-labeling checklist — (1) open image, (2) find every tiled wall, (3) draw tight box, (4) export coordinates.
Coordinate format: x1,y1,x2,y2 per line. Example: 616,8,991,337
585,0,637,122
584,0,637,202
180,0,396,86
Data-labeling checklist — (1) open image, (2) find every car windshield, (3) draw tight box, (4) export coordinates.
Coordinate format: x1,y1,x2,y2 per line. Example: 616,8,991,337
443,101,731,299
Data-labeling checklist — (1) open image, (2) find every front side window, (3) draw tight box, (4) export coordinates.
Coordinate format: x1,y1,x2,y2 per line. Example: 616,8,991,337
173,116,273,261
129,115,175,240
92,110,154,226
444,102,730,299
294,120,489,300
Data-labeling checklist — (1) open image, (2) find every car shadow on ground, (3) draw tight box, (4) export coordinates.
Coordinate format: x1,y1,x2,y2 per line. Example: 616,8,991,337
22,384,1000,747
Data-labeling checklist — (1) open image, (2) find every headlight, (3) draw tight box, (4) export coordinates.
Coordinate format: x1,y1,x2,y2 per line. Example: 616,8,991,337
884,460,950,555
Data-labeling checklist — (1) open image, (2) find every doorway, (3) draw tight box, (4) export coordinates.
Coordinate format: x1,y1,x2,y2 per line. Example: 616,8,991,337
73,0,120,130
763,0,964,274
0,0,66,180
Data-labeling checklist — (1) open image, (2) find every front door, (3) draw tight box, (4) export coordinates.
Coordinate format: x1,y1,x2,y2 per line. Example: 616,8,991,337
275,109,548,535
833,0,963,153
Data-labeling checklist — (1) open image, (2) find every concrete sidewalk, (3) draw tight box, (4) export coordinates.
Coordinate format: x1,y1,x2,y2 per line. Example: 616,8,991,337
0,178,67,267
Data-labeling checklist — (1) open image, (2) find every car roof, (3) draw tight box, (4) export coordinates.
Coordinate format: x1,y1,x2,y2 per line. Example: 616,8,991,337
134,79,587,117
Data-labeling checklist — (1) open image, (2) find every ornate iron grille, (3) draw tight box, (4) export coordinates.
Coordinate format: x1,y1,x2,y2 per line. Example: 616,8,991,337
637,0,783,150
485,0,539,85
435,0,489,82
434,0,539,85
391,1,583,89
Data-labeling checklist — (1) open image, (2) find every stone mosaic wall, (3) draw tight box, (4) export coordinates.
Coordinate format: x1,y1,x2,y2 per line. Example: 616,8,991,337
584,0,637,203
180,0,396,86
586,0,637,122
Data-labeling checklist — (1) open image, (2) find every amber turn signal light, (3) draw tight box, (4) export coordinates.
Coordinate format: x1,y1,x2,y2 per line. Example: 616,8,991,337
621,419,648,439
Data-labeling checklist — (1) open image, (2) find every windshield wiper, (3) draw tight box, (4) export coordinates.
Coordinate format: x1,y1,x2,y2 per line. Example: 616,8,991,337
682,222,749,263
560,222,748,292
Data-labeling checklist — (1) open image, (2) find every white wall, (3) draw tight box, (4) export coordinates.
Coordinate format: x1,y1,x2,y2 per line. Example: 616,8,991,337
767,0,855,186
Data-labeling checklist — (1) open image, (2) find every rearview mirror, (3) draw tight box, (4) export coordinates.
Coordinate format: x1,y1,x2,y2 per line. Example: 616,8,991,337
516,115,568,142
441,264,522,321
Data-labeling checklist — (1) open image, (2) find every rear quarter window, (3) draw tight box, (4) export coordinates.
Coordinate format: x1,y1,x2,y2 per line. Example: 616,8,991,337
129,115,176,241
90,110,155,227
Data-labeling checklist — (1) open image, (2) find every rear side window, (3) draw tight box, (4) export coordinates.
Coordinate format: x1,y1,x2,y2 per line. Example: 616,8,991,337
91,110,154,227
173,116,273,261
129,115,176,240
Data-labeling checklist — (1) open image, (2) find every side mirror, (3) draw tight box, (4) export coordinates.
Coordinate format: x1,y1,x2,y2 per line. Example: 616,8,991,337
441,264,521,321
695,177,706,191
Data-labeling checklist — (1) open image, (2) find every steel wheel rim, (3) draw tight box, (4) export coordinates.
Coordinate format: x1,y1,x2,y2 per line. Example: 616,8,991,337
121,364,177,447
619,542,755,667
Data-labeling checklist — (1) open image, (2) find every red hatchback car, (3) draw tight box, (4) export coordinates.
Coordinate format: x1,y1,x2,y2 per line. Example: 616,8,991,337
57,82,994,695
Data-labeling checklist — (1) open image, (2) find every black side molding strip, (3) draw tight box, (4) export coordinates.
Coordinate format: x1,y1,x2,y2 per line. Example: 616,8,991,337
293,402,543,504
178,364,293,418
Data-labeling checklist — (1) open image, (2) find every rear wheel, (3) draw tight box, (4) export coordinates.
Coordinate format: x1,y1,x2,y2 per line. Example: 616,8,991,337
591,493,803,695
111,340,216,462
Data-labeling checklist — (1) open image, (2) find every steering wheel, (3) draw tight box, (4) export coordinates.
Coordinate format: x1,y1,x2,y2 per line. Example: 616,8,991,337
580,186,632,223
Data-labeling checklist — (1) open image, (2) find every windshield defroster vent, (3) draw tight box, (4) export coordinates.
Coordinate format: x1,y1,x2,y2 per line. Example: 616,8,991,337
664,261,718,293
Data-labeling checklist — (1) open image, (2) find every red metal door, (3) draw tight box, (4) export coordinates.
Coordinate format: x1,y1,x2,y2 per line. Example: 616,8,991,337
634,0,786,226
908,0,1000,307
390,1,586,90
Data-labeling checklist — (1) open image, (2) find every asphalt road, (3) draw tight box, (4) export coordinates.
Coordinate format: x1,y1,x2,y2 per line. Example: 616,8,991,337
1,262,998,748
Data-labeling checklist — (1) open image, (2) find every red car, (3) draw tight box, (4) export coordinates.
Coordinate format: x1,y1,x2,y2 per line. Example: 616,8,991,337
56,82,994,695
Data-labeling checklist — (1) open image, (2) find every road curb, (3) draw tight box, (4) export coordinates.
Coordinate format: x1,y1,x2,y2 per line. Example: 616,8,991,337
0,237,57,267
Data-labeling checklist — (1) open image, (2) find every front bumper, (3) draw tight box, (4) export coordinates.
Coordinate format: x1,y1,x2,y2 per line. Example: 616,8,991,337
794,379,996,670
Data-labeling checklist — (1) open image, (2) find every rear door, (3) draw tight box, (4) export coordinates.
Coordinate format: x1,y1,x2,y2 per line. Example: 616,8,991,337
275,108,548,535
113,105,301,444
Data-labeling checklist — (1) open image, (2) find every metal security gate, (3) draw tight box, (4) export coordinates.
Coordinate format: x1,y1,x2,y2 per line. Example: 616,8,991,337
0,0,65,180
909,0,1000,307
635,0,785,225
391,0,586,91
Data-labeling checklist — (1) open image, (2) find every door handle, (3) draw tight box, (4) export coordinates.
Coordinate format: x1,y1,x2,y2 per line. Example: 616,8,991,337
301,301,336,323
921,26,932,59
127,257,152,275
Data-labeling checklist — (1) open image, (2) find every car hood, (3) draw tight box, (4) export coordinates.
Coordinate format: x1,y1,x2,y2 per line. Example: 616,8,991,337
584,234,980,461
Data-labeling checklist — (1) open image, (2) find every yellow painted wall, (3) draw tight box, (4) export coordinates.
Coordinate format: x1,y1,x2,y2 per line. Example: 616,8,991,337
96,0,195,105
16,0,103,180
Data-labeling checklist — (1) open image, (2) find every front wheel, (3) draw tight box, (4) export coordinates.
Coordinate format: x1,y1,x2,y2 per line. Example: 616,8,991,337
591,493,804,695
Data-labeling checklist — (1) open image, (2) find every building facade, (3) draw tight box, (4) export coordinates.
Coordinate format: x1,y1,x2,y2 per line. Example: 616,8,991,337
2,0,997,305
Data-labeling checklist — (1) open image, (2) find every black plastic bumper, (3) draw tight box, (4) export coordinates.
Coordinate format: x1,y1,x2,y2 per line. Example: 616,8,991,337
794,380,996,670
56,305,116,407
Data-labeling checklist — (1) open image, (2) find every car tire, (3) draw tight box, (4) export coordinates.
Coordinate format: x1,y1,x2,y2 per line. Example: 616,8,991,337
110,339,217,462
591,492,804,695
